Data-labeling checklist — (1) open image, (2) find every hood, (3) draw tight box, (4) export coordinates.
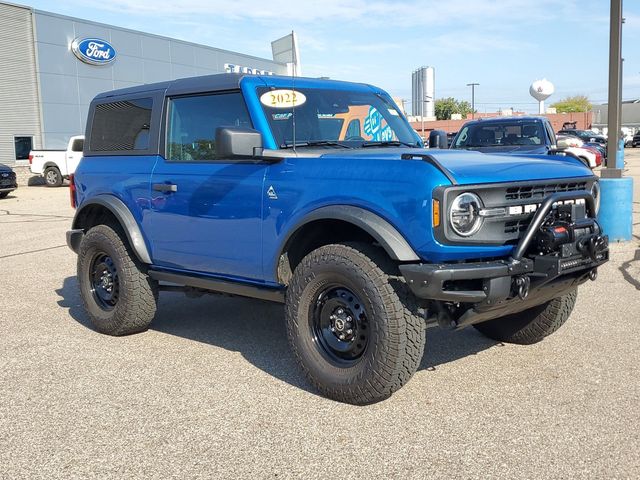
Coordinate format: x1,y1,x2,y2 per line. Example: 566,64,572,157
317,148,593,185
0,163,13,172
455,144,548,155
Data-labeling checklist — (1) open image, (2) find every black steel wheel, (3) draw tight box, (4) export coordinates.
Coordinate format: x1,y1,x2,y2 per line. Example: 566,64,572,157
89,252,120,310
311,285,370,366
286,242,426,405
78,224,158,336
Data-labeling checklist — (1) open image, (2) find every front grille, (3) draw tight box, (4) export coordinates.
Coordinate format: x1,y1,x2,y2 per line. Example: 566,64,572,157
505,181,587,201
437,176,595,245
504,219,530,235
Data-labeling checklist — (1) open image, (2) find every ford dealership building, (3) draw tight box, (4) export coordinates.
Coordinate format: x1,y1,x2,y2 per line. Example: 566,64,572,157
0,1,290,165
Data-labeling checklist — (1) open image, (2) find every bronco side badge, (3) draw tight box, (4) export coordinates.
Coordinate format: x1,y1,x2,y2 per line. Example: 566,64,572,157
267,186,278,200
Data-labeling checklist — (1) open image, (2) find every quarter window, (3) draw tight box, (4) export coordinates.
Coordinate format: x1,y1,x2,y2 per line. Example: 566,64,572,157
71,138,84,152
90,97,153,152
166,92,252,161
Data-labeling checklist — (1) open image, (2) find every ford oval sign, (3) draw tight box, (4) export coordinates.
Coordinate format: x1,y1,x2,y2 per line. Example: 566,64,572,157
71,38,116,65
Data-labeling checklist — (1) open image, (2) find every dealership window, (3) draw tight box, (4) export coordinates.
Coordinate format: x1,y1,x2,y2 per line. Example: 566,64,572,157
14,136,33,160
166,92,252,161
90,97,153,151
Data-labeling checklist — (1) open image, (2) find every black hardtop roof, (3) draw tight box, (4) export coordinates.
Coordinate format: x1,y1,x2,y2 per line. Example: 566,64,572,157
92,73,375,101
93,73,249,100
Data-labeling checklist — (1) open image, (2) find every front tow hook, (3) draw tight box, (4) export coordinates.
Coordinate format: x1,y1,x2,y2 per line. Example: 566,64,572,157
513,275,531,300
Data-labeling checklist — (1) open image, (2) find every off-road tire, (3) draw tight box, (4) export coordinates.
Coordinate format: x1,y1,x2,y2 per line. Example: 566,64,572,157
473,289,577,344
44,166,63,187
285,242,426,405
78,224,158,336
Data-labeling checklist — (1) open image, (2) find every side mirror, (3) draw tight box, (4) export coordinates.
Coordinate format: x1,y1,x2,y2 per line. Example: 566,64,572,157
428,130,448,149
215,127,264,160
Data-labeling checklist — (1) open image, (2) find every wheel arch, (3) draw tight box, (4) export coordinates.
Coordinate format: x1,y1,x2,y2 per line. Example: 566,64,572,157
72,195,152,264
275,205,419,283
43,162,61,171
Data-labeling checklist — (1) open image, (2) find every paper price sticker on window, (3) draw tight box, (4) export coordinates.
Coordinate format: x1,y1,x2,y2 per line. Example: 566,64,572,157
260,89,306,109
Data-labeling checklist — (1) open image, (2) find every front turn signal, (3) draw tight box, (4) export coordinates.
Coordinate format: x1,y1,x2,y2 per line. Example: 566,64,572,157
432,199,440,228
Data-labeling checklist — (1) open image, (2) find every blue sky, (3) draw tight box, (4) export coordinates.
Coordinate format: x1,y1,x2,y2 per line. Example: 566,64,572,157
26,0,640,113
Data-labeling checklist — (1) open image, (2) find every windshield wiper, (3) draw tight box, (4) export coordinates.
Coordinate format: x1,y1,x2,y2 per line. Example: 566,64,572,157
361,140,419,148
462,144,502,148
280,140,352,149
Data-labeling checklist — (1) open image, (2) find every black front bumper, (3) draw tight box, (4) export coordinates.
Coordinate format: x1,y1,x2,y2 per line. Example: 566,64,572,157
399,191,609,327
400,248,608,304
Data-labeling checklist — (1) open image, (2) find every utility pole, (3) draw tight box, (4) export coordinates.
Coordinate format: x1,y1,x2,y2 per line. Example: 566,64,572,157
467,83,479,119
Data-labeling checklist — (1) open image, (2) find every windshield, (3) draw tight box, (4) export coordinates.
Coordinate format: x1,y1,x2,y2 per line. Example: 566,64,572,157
257,87,421,149
454,121,546,148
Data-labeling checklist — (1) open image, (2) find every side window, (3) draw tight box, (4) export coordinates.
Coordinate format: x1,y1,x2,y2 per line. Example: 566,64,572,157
90,97,153,152
71,138,84,152
345,119,361,138
166,92,252,161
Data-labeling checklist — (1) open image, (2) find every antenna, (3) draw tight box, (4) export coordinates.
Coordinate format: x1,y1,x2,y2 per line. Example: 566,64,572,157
291,30,296,153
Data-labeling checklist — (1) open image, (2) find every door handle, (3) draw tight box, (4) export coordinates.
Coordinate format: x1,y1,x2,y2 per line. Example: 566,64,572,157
153,183,178,193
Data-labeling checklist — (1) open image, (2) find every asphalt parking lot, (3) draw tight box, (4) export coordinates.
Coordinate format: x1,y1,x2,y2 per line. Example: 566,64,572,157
1,154,639,479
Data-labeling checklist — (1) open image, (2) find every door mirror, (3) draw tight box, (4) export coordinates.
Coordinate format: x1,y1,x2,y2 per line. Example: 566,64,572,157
428,130,448,149
215,127,264,160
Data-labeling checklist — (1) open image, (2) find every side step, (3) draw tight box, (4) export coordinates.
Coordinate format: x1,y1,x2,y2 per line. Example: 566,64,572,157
148,270,285,303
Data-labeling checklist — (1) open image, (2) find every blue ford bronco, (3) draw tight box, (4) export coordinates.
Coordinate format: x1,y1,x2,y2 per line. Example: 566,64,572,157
67,73,608,404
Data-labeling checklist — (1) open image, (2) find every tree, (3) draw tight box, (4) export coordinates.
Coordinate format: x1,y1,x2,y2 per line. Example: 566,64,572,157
550,95,592,113
434,97,473,120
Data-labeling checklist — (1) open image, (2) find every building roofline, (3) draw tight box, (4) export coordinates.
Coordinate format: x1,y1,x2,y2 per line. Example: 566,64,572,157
0,0,286,67
0,1,31,10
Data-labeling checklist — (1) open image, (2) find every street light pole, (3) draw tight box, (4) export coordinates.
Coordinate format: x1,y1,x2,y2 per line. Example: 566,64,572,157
421,95,432,141
467,83,479,119
599,0,633,242
605,0,623,174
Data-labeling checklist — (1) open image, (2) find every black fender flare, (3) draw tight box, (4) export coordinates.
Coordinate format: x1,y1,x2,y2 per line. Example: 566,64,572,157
72,195,152,264
277,205,420,269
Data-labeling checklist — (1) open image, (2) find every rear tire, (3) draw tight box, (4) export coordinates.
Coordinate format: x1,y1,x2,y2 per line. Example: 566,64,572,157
44,166,63,187
473,289,577,344
78,224,158,336
285,242,426,405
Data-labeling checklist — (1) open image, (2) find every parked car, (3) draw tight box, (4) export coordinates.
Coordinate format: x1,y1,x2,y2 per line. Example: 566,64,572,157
67,74,608,405
557,128,607,146
632,131,640,147
29,135,84,187
449,116,596,168
0,163,18,198
556,134,601,168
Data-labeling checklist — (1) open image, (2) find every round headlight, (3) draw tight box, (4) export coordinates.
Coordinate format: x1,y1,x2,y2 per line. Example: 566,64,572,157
449,192,483,237
591,181,600,215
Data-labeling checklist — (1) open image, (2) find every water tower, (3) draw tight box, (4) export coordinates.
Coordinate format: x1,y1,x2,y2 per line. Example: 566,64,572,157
529,79,554,114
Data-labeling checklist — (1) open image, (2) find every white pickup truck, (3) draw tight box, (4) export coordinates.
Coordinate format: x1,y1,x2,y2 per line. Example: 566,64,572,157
29,135,84,187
